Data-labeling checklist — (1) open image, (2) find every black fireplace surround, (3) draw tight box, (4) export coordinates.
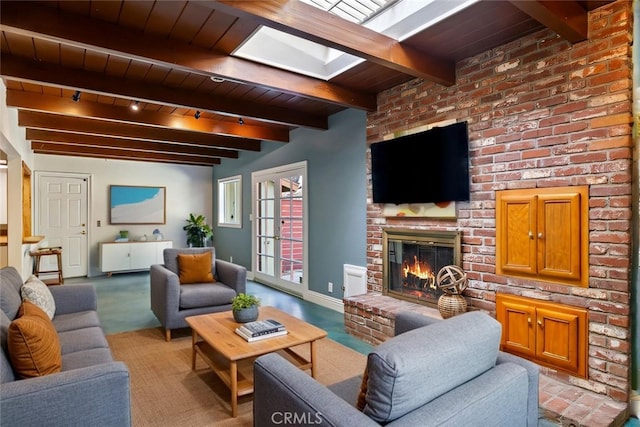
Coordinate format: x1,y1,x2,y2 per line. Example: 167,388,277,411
383,228,462,306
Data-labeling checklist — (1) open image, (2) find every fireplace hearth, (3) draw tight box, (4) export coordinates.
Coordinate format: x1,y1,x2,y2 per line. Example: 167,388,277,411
383,229,462,306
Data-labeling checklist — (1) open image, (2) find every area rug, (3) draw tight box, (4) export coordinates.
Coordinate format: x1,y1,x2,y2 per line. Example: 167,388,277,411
107,327,367,427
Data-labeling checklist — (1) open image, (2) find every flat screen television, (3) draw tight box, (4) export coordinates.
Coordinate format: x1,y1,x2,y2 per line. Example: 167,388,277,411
371,121,470,204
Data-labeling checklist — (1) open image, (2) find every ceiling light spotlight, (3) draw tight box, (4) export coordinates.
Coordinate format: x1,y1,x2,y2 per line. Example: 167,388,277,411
131,101,140,111
72,90,81,102
238,117,244,126
194,110,201,120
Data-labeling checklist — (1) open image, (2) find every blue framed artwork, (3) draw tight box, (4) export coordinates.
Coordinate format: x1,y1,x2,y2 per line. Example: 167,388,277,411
109,185,166,224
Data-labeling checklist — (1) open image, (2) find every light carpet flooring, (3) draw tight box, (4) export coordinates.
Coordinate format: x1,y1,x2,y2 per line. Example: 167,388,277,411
107,327,366,426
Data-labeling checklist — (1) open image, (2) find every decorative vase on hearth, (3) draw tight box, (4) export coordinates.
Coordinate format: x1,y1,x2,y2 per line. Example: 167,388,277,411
436,265,468,319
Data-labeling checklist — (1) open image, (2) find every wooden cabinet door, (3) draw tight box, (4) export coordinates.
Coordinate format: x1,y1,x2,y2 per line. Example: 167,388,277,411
496,186,588,287
537,192,582,281
496,296,536,358
535,305,586,377
496,294,587,378
497,193,536,276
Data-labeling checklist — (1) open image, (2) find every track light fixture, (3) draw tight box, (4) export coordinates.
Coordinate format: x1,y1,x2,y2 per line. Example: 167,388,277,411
72,90,81,102
194,110,201,120
238,117,244,126
131,101,139,111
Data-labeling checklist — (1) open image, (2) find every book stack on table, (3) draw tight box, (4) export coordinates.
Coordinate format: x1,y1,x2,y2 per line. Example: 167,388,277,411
235,319,288,342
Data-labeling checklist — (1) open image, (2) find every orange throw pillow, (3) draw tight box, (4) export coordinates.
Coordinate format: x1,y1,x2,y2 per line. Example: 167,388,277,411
8,301,62,378
177,252,214,284
356,366,369,411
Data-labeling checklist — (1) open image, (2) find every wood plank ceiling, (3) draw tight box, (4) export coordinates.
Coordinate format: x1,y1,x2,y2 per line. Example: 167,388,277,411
0,0,612,167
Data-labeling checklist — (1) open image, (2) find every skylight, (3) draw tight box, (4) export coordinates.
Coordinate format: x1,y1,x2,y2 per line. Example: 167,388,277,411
301,0,398,24
232,0,480,81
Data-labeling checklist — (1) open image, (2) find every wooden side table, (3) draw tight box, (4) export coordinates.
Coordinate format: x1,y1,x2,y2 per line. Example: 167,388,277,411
30,247,64,285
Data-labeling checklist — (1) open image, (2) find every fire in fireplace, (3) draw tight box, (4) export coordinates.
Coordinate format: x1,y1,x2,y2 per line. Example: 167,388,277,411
383,228,462,306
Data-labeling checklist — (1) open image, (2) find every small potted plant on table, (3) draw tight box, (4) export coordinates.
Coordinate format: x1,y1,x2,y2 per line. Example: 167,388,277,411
232,293,260,323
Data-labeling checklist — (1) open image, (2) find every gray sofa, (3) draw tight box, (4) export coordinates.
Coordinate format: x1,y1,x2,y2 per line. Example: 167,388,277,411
150,247,247,341
0,266,131,427
254,310,539,427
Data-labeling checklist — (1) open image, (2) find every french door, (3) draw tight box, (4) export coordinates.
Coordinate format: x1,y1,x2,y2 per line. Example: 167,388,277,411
252,162,307,296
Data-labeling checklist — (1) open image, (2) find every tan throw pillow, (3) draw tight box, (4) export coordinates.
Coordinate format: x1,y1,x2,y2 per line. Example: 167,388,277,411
8,301,62,378
356,366,369,411
177,252,214,284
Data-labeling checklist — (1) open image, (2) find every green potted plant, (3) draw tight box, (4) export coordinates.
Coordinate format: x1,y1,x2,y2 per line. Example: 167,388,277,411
231,293,260,323
183,213,213,247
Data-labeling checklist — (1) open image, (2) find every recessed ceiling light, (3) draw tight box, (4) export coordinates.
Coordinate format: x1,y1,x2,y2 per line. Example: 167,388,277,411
210,76,225,83
131,101,139,111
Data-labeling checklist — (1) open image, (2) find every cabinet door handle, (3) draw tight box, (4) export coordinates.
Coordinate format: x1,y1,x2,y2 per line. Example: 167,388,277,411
528,231,534,239
538,232,543,239
527,317,532,325
537,320,543,328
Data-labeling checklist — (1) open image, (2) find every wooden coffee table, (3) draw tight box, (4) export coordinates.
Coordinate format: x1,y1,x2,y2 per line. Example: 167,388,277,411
185,306,328,417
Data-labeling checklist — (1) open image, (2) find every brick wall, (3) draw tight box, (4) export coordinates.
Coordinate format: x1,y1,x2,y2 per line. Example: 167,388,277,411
363,0,633,402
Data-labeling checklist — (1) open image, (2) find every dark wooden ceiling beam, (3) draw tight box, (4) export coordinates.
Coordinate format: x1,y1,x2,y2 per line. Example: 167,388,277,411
32,146,217,167
18,110,259,152
25,129,235,159
212,0,456,86
1,54,326,130
0,1,376,111
6,90,289,143
508,0,588,43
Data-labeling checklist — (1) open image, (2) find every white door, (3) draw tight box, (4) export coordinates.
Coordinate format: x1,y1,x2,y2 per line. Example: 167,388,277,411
252,162,307,296
36,172,89,278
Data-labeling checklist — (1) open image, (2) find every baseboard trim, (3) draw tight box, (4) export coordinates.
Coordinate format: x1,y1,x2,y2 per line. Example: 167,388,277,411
304,289,344,313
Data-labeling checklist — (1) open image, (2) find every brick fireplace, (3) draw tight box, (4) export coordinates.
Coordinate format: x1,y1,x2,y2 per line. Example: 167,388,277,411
345,0,633,413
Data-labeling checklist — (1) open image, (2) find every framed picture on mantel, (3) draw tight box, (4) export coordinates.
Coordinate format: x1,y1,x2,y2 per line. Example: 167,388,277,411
109,185,166,224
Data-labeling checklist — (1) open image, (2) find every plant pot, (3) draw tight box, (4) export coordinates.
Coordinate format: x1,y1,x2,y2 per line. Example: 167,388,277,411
233,306,259,323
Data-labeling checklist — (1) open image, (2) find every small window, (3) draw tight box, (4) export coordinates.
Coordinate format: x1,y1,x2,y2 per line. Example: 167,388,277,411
218,175,242,228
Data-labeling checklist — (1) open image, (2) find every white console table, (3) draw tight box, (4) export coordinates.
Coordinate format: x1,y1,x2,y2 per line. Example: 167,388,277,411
100,240,173,276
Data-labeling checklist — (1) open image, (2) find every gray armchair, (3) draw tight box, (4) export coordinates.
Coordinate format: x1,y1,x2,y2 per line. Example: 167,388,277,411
254,311,540,426
150,247,246,341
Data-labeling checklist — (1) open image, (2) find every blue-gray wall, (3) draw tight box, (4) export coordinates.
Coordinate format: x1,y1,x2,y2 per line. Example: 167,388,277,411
212,108,367,298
